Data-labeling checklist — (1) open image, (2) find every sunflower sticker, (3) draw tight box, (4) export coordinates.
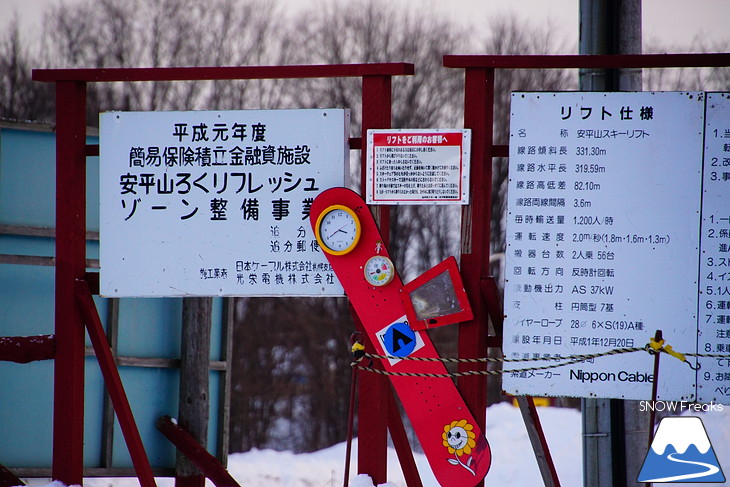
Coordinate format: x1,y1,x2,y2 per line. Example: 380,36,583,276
443,419,477,475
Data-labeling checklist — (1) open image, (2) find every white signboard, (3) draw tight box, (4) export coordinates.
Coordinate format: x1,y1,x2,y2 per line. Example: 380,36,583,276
366,129,470,204
100,109,349,297
698,92,730,403
504,92,708,401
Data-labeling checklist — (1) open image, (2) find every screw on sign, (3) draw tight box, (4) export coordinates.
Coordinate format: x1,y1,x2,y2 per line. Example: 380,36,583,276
310,187,491,487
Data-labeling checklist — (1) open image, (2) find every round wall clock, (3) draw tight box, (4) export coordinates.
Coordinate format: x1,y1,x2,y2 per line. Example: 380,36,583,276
314,205,362,255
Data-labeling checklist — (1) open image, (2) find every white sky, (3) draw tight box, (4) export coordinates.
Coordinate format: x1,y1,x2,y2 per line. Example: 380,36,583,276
3,0,729,50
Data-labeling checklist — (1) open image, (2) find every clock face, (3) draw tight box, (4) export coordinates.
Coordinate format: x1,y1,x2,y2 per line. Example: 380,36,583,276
364,255,396,286
316,205,361,255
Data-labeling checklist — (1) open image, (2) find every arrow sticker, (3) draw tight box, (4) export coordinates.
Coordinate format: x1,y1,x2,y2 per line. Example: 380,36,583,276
376,315,424,365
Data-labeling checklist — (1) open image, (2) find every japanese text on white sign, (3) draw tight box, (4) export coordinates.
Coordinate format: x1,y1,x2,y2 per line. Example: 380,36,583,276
699,93,730,403
100,109,349,297
503,92,730,402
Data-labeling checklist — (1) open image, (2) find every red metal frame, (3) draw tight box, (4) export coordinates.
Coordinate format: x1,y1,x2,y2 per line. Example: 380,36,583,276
31,63,414,486
444,52,730,487
29,53,730,487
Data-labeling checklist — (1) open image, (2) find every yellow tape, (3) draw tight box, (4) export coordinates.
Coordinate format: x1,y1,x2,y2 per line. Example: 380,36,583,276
649,337,664,351
663,344,686,363
648,337,686,363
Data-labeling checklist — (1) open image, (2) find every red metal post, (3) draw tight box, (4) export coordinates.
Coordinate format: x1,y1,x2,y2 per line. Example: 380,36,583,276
648,330,663,447
357,74,393,485
458,68,494,436
362,75,422,487
52,80,87,485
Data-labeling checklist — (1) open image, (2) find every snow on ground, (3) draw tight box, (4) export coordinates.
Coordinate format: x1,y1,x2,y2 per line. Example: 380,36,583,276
19,402,730,487
225,402,584,487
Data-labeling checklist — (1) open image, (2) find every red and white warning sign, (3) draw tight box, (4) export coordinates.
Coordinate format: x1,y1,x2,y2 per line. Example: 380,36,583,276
366,129,470,205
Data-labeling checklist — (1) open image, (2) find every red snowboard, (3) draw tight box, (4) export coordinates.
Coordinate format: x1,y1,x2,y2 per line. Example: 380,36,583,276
310,187,491,487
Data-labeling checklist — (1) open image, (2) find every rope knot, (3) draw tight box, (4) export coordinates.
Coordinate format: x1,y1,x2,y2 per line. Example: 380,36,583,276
647,336,699,370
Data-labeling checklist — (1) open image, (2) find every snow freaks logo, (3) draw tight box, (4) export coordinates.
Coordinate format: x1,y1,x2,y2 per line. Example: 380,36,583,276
638,416,726,483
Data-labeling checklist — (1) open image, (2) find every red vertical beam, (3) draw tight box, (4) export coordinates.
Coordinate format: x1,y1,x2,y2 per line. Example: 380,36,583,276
357,75,392,485
458,68,494,452
52,80,87,484
360,75,421,487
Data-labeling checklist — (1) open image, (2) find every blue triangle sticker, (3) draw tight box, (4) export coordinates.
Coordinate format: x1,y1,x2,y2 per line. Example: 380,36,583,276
638,416,726,483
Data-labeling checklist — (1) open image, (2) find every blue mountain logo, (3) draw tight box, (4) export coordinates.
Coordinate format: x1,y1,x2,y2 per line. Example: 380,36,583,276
638,416,725,483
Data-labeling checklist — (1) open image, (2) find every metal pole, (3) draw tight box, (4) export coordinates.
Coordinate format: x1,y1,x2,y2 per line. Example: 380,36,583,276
52,80,87,485
357,74,393,485
648,331,663,448
459,66,493,421
580,2,645,487
457,67,493,487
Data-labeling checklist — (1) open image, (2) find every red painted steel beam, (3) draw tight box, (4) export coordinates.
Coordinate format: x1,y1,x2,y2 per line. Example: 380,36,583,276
32,63,414,83
356,74,394,485
444,53,730,69
157,416,240,487
76,279,157,487
457,69,494,485
0,335,55,363
52,80,87,486
493,145,508,158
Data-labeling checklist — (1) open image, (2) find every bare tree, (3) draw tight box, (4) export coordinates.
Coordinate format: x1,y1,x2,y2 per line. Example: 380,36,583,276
483,15,576,281
643,38,730,91
39,0,284,117
286,0,469,279
0,17,53,122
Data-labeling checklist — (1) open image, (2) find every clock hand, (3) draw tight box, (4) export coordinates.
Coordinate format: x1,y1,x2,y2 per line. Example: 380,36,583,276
329,225,349,237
